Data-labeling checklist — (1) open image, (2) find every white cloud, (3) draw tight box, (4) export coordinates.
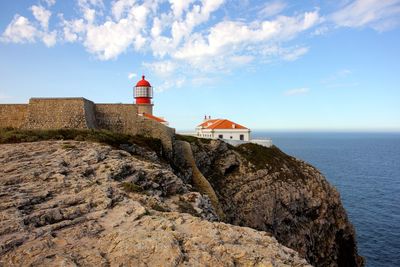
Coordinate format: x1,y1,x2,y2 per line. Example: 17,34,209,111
169,0,195,18
84,20,136,60
128,72,137,80
258,0,287,18
171,11,319,70
171,0,225,46
284,88,310,96
112,0,136,20
282,46,309,61
78,0,104,24
31,5,51,29
43,0,56,6
0,0,326,87
312,25,330,36
331,0,400,31
143,60,177,77
82,3,150,60
42,30,57,47
61,17,85,43
157,77,186,92
229,55,254,65
1,15,38,43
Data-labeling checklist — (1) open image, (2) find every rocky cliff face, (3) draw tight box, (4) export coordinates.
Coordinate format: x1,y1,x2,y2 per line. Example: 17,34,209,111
183,138,364,267
0,141,310,266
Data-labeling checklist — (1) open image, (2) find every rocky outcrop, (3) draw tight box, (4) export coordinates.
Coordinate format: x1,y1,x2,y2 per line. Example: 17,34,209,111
0,141,310,266
183,139,364,267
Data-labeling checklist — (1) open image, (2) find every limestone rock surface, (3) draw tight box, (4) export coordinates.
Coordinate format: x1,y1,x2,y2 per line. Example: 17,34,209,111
0,141,310,267
187,140,364,267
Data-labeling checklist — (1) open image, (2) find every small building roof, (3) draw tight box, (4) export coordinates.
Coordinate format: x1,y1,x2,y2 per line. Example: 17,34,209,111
198,119,249,130
143,113,167,123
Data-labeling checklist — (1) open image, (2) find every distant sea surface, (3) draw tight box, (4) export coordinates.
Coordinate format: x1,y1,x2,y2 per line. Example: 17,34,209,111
252,132,400,267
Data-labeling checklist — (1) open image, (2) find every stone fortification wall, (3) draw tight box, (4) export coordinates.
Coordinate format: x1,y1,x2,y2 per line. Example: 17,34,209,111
136,114,175,154
25,98,96,129
95,104,139,133
95,104,175,153
0,104,29,128
0,98,175,154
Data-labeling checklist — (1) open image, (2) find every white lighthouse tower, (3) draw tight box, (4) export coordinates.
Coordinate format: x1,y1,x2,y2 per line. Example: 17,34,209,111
134,75,153,115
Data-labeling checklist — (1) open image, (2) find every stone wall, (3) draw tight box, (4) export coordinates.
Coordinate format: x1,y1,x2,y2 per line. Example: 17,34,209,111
25,98,95,129
95,104,175,154
95,104,139,133
0,98,175,154
0,104,28,128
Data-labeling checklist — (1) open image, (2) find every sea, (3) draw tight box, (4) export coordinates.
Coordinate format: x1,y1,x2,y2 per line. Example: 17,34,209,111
252,132,400,267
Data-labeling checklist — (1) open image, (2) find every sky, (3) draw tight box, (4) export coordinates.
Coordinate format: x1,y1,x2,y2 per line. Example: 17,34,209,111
0,0,399,131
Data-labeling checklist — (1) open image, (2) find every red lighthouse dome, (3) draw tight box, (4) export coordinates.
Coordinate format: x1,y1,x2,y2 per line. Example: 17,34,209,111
136,75,151,87
134,75,153,105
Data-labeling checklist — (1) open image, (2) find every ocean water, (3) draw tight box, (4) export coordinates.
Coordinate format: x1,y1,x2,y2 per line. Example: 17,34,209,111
252,132,400,267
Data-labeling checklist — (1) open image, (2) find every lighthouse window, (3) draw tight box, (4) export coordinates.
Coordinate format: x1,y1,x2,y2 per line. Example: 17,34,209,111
135,87,151,97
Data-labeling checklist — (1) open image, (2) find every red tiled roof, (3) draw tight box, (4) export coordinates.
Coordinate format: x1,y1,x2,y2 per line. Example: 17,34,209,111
143,113,167,123
198,119,248,130
198,119,219,128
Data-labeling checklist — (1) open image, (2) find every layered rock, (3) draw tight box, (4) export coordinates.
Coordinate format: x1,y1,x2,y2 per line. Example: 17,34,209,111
185,139,364,267
0,141,310,266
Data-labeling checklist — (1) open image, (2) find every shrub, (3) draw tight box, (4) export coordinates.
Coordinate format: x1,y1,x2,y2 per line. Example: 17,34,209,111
176,134,211,144
0,128,163,156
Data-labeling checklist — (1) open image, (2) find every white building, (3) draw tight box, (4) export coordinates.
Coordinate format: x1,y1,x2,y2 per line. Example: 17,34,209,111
196,117,251,141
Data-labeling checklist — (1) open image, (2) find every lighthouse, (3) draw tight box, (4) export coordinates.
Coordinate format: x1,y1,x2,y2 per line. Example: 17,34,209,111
134,75,153,115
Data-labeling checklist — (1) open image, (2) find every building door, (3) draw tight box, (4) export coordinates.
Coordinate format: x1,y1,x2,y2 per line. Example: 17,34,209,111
240,134,244,140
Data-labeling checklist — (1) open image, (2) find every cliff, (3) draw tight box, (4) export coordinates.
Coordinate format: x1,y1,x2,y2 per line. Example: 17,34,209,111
0,140,310,266
176,137,364,267
0,129,363,266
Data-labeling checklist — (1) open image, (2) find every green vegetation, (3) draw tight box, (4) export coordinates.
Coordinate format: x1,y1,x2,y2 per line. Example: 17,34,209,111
176,134,211,144
234,143,307,181
122,182,143,193
0,128,163,155
234,143,287,170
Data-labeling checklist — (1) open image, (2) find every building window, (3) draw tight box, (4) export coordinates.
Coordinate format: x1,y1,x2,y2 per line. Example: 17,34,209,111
230,136,233,139
240,134,244,140
218,134,223,139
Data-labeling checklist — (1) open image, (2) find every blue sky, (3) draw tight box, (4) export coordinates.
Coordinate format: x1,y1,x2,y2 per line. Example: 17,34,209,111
0,0,399,131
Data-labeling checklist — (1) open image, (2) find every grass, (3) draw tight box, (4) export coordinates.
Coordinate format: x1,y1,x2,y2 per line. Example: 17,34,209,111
0,128,163,156
234,143,308,181
176,134,211,144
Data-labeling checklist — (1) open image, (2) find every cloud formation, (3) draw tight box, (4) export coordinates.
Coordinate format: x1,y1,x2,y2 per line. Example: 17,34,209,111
331,0,400,31
1,0,399,87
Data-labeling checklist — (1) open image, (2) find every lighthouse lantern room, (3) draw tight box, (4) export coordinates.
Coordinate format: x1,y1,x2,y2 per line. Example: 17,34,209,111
134,75,153,115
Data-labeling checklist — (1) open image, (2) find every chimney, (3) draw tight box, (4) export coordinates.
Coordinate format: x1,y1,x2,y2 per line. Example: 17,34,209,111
208,115,211,119
204,115,207,121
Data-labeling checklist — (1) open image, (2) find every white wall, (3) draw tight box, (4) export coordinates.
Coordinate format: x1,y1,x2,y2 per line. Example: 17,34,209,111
196,128,250,141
